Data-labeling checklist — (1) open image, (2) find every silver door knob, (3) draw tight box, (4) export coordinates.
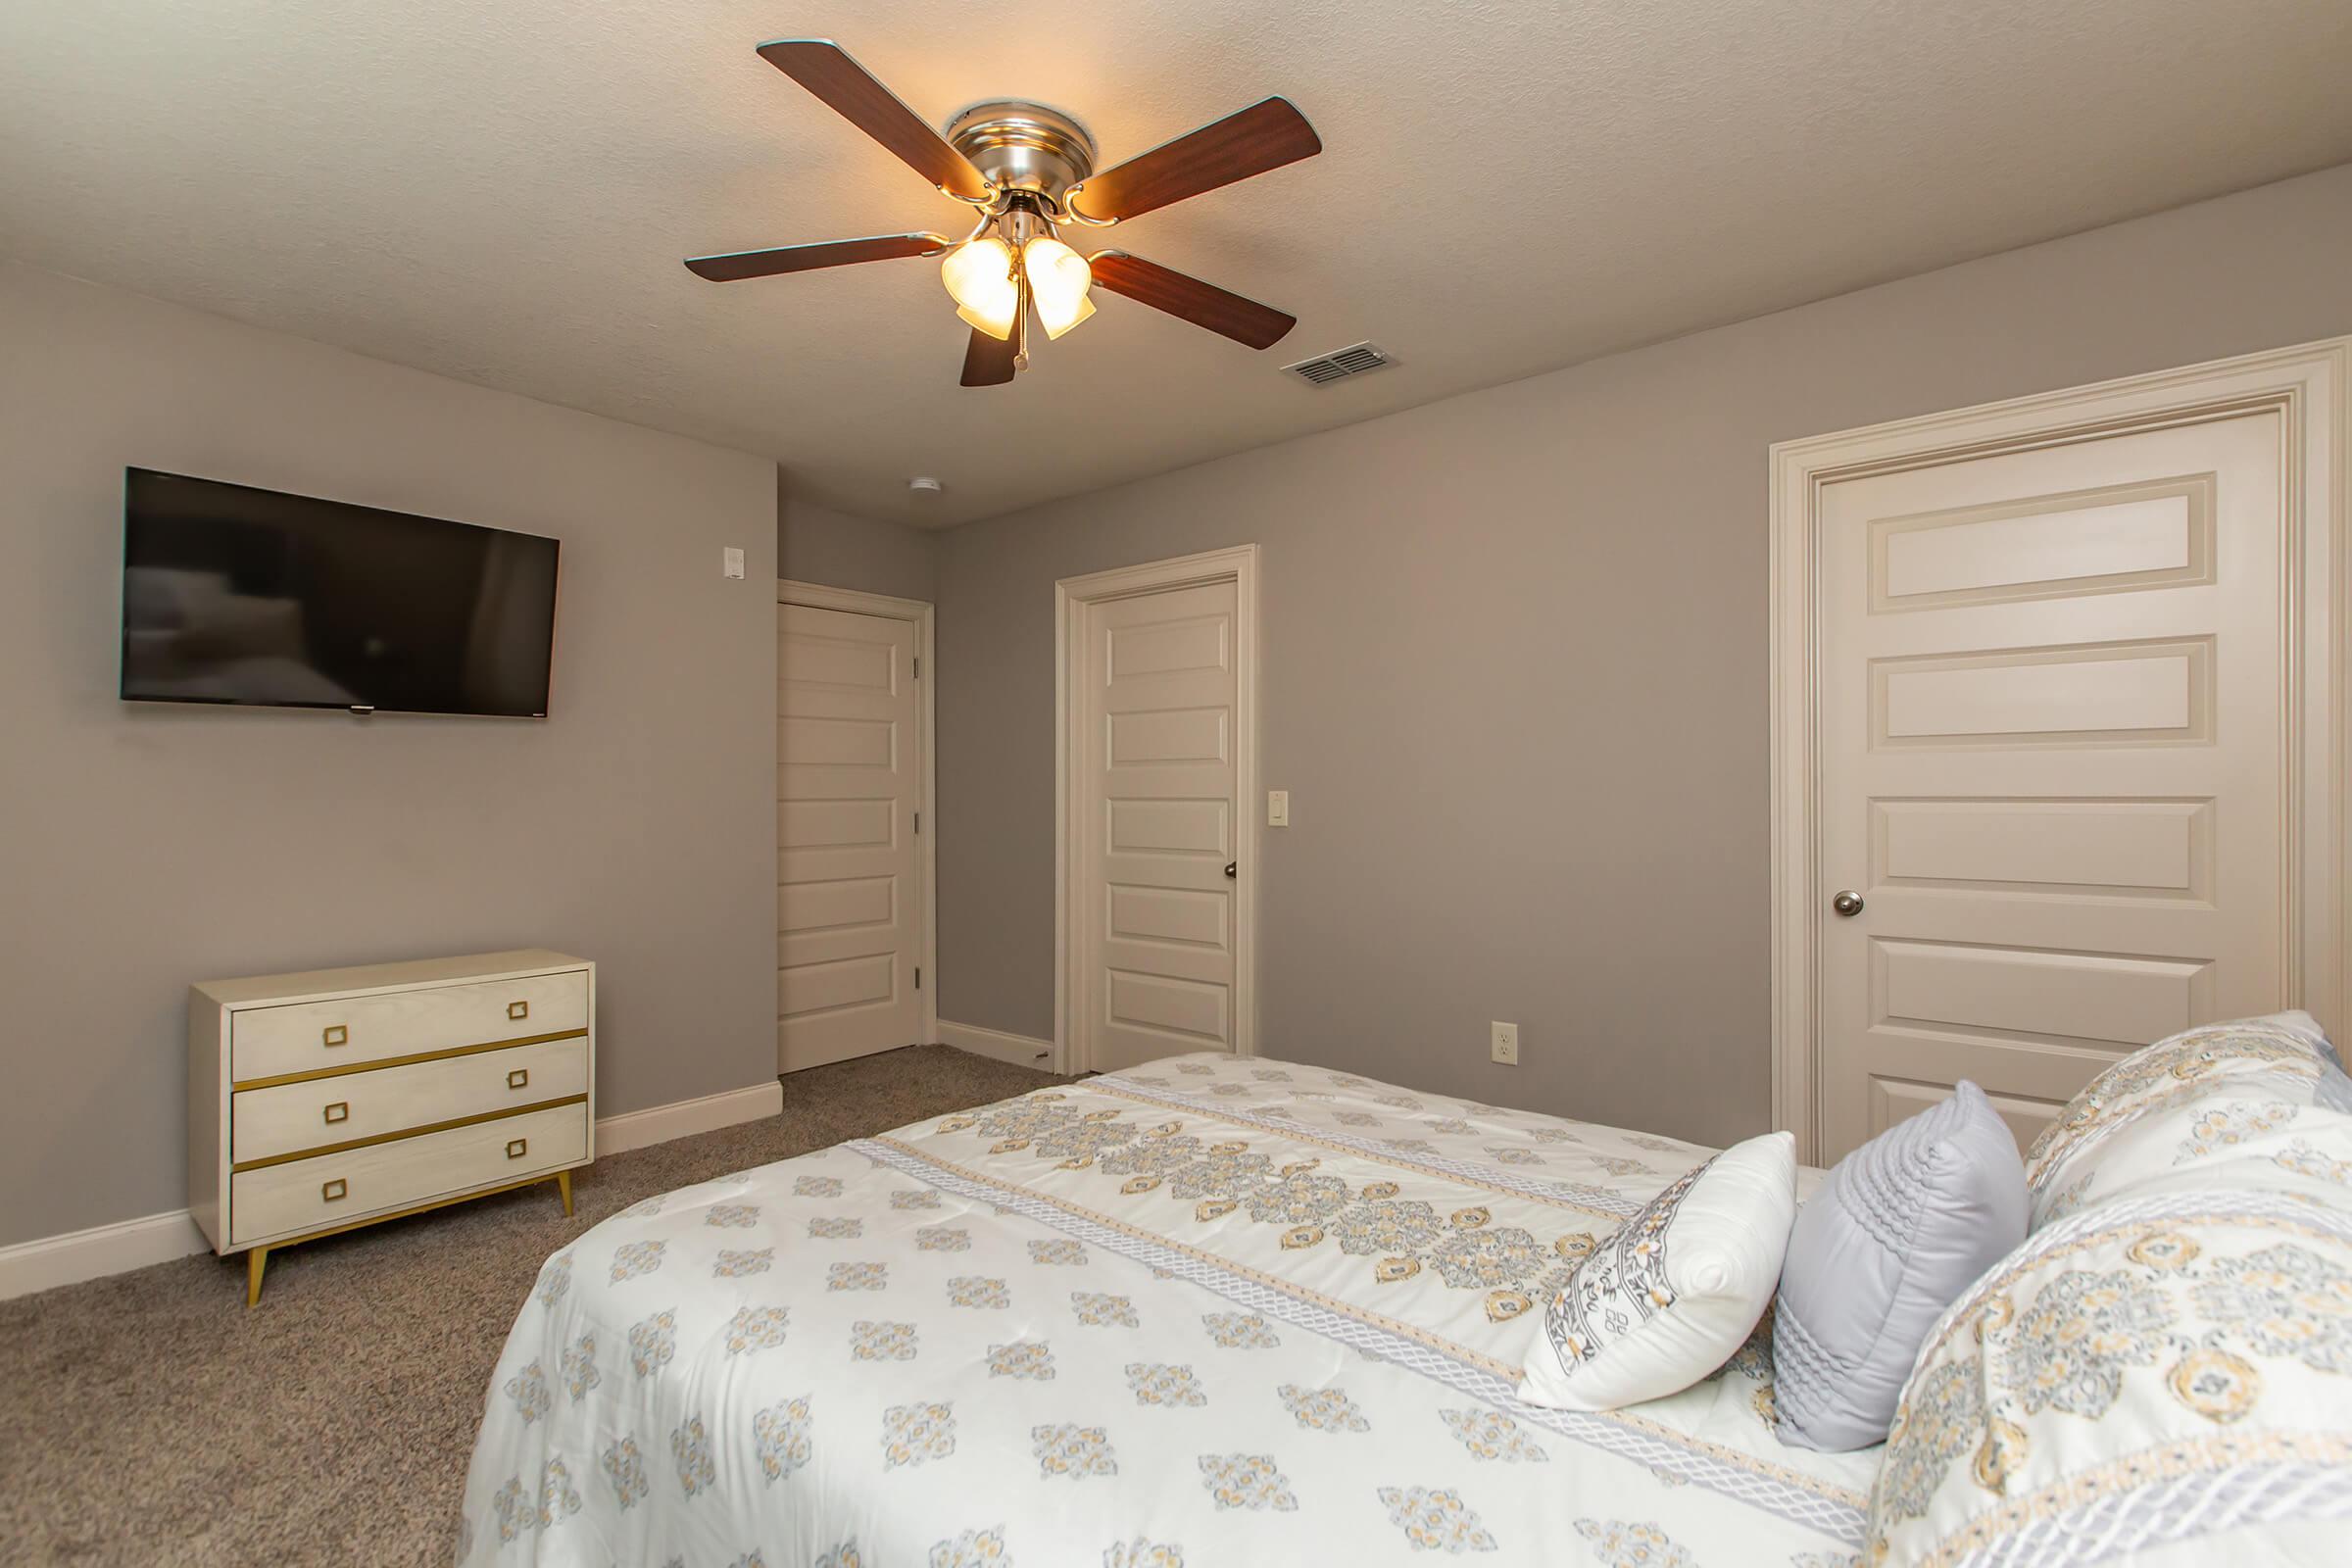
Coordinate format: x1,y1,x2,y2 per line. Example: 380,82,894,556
1832,890,1865,917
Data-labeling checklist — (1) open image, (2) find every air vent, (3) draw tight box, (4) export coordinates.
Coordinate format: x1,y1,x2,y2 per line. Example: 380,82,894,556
1283,341,1393,386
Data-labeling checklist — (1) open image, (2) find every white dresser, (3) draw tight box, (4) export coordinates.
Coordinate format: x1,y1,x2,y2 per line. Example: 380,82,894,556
189,949,595,1303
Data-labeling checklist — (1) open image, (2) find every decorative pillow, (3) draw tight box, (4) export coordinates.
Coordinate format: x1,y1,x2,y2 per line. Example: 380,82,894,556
1868,1189,2352,1566
1773,1081,2027,1452
2026,1012,2350,1230
1516,1131,1795,1411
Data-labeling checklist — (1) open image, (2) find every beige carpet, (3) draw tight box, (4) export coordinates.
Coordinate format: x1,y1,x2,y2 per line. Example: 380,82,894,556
0,1045,1065,1567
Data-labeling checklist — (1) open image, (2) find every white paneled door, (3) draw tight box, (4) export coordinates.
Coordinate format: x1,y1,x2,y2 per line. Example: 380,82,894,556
778,601,923,1072
1075,579,1243,1072
1814,412,2290,1160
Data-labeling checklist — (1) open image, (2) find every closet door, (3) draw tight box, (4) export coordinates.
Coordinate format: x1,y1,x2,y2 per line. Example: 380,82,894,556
778,603,923,1071
1076,580,1242,1072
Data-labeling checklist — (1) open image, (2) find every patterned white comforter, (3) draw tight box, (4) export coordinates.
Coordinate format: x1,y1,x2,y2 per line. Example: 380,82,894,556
459,1054,1874,1566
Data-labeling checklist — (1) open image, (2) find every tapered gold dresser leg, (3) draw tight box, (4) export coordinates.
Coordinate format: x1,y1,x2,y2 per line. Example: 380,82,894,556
245,1247,269,1307
556,1170,574,1217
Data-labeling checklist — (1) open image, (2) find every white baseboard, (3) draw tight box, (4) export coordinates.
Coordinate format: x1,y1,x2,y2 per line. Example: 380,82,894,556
0,1208,214,1302
0,1077,786,1302
938,1019,1057,1071
594,1078,784,1156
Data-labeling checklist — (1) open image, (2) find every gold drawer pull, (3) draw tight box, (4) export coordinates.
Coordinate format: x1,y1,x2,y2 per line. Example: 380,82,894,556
321,1178,347,1201
322,1024,349,1047
508,1001,529,1021
322,1102,350,1125
508,1067,529,1091
506,1138,528,1159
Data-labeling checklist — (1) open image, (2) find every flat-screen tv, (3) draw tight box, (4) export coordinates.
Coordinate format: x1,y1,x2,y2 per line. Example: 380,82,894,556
121,468,560,716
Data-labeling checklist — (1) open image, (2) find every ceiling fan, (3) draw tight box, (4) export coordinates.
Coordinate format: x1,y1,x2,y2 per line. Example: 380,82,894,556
684,39,1323,387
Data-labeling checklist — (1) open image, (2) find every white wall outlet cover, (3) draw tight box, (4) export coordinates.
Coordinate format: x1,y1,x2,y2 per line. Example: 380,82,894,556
722,546,746,579
1268,789,1291,827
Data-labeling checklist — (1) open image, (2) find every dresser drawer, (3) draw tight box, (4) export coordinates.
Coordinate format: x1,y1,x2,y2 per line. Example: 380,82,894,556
230,1037,589,1165
229,1102,587,1247
230,969,588,1084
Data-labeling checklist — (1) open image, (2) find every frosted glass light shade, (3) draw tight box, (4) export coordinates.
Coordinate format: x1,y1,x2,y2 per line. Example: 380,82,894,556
1023,237,1095,339
941,237,1018,340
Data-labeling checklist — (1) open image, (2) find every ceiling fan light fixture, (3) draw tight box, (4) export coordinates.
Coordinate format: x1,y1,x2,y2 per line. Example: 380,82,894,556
941,235,1018,340
1023,236,1096,340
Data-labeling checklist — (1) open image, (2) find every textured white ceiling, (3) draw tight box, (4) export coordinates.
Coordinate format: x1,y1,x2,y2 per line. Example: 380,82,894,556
4,1,2350,527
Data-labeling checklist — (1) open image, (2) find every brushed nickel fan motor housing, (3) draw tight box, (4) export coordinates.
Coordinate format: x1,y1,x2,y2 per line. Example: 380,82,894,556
946,100,1097,206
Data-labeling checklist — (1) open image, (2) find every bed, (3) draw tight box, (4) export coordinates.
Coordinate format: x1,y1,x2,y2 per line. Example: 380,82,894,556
458,1053,1874,1565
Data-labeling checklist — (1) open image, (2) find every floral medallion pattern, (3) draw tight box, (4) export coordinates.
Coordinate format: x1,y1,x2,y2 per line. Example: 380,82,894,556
851,1320,918,1361
1032,1422,1119,1479
503,1360,551,1423
2189,1244,2352,1371
928,1526,1008,1567
918,1226,973,1252
827,1261,887,1292
723,1305,789,1355
714,1248,775,1278
1381,1487,1497,1554
808,1217,863,1240
881,1401,956,1468
1103,1540,1183,1568
2175,1102,2299,1162
705,1203,760,1228
560,1333,601,1401
948,1276,1009,1309
892,1188,943,1210
754,1396,812,1482
987,1340,1056,1380
1202,1311,1281,1348
670,1415,717,1497
795,1175,844,1199
1127,1361,1208,1407
1029,1240,1089,1266
1198,1452,1298,1511
535,1252,572,1310
628,1310,677,1378
2006,1268,2174,1416
1572,1518,1691,1568
1071,1291,1139,1326
611,1240,666,1282
1439,1407,1548,1463
1278,1384,1369,1433
600,1438,649,1510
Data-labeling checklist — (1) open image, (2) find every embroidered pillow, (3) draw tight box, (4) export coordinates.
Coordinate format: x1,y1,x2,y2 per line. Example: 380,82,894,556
1517,1131,1795,1411
1773,1082,2027,1452
1868,1190,2352,1566
2025,1012,2350,1230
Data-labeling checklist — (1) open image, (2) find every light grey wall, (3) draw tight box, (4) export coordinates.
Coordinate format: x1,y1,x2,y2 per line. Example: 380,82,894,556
0,263,780,1247
934,162,2352,1149
778,484,938,604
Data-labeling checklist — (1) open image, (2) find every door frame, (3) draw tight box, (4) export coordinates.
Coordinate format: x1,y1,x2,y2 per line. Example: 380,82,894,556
1769,338,2349,1162
1054,544,1261,1075
777,578,938,1060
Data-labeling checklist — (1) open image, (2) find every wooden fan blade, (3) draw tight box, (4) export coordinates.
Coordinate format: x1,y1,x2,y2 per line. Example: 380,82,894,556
1089,252,1297,350
684,232,949,282
960,325,1017,387
757,40,992,203
1068,98,1320,223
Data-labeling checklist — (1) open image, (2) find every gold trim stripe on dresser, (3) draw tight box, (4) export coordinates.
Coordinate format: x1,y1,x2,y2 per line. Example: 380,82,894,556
229,1027,588,1091
228,1093,589,1172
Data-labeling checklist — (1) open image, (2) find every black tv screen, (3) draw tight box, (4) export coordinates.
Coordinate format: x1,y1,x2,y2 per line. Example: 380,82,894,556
121,469,559,716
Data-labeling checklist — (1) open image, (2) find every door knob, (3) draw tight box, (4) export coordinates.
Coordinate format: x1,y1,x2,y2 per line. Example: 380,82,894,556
1832,890,1865,917
1224,861,1237,879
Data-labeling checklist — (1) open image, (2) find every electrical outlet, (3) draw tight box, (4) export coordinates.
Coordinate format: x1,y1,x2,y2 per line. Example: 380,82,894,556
1491,1021,1519,1065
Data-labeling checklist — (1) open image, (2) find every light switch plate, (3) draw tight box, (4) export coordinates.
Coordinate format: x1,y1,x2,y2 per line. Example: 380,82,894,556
722,546,746,579
1268,789,1290,827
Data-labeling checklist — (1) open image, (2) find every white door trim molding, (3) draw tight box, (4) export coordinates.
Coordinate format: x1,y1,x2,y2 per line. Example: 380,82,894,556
778,579,939,1051
1769,338,2349,1163
1054,544,1261,1075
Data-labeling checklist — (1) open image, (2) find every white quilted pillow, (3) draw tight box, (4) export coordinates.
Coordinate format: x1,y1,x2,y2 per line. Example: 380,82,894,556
1517,1131,1795,1411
